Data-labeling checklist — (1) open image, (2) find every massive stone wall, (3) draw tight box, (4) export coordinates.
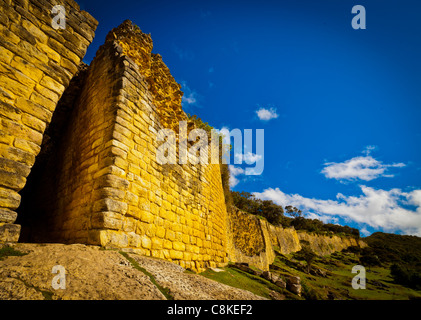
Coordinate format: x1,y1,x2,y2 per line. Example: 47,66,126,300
0,0,366,274
0,0,97,242
227,208,367,271
16,20,228,272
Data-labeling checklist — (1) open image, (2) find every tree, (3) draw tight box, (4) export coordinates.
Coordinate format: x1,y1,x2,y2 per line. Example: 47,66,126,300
285,205,303,218
359,248,381,271
231,191,284,225
295,246,317,273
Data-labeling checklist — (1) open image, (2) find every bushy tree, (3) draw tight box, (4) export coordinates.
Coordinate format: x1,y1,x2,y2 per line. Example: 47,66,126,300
295,245,317,273
285,205,303,218
359,247,381,270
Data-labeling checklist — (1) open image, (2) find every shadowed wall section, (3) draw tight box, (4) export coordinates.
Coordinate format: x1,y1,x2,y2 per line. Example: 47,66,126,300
0,0,97,242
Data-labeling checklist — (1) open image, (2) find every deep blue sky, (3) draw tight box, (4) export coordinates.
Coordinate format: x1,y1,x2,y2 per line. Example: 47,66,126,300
78,0,421,236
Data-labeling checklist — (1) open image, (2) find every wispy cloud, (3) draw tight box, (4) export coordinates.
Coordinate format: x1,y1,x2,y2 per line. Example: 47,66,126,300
322,147,405,182
229,165,244,187
253,186,421,236
256,107,279,121
234,152,262,164
172,44,194,61
200,10,212,19
180,81,200,109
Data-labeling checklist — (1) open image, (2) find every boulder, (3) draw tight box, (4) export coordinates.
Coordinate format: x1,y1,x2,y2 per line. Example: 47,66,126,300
286,276,301,296
275,278,286,289
233,262,255,274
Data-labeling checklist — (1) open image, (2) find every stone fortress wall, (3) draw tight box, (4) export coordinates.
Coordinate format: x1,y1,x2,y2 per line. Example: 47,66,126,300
0,0,365,273
0,0,97,242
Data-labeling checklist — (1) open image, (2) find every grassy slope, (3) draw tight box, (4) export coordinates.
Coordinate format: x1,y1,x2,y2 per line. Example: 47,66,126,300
199,265,300,300
286,251,421,300
199,250,421,300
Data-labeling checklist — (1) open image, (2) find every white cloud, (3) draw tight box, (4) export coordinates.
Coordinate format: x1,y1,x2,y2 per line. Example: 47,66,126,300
362,145,377,156
180,81,199,108
256,107,278,121
322,151,405,182
234,152,262,164
253,186,421,236
229,165,244,176
229,165,244,187
183,94,197,105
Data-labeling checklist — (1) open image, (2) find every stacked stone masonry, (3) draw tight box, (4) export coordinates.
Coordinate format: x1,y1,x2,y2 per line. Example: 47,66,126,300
0,0,365,273
0,0,98,242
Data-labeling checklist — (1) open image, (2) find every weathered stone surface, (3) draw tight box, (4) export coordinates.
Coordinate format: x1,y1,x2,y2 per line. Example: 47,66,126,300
227,208,366,272
275,278,287,289
0,243,263,300
128,253,265,300
0,0,98,243
286,276,302,296
0,223,21,242
0,243,165,300
0,209,18,223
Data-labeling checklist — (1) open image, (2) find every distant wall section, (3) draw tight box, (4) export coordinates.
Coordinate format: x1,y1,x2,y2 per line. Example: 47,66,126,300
227,208,367,271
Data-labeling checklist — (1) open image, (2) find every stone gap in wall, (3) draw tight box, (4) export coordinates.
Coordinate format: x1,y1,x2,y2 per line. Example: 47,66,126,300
16,64,90,242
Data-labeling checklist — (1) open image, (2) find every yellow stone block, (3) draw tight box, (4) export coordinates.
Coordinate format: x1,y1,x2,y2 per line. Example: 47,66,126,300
151,237,163,249
163,239,172,249
182,234,190,244
173,241,185,252
30,91,56,112
144,223,156,237
10,56,44,83
139,210,154,224
172,224,182,232
140,235,151,249
151,250,163,259
21,113,46,133
0,25,20,44
13,138,40,155
156,226,165,238
0,48,14,64
196,238,203,247
40,75,65,95
162,249,170,259
165,229,176,241
35,42,61,63
150,202,159,216
183,252,192,261
22,20,48,43
0,75,31,99
170,250,183,260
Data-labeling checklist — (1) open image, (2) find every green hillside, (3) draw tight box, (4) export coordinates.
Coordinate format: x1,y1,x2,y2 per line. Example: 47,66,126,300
200,232,421,300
